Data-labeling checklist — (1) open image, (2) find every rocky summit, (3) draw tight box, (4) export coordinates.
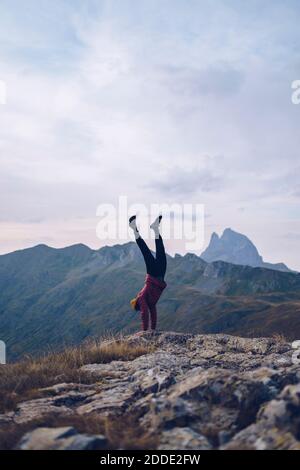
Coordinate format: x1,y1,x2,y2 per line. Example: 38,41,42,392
1,332,300,450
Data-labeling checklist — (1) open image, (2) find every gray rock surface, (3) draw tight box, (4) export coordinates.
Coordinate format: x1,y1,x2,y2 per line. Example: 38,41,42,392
158,427,212,450
18,426,107,450
1,332,299,450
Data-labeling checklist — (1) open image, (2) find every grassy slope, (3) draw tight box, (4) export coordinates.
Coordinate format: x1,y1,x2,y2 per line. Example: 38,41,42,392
0,337,155,450
158,288,300,340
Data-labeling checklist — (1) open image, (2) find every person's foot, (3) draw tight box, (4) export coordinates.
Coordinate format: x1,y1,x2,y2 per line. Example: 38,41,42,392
150,215,162,230
129,215,140,239
129,215,137,227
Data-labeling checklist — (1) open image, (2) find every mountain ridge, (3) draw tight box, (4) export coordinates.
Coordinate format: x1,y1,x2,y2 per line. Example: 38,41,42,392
1,238,300,360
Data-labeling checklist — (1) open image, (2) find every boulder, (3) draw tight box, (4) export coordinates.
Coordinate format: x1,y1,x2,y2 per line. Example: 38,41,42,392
18,427,107,450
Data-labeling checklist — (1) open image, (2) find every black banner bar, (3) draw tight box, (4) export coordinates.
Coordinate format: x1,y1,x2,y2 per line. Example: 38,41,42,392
0,449,298,466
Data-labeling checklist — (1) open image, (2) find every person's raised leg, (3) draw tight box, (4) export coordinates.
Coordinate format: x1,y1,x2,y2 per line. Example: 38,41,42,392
150,215,167,279
155,235,167,279
129,215,157,276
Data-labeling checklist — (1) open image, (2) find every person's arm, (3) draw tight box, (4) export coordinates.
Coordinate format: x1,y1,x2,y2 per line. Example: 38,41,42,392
138,297,149,331
149,305,157,330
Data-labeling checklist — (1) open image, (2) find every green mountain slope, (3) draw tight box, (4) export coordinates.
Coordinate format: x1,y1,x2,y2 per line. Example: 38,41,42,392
1,242,300,360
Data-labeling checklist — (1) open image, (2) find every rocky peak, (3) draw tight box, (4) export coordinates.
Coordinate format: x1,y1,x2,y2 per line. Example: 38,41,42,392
1,332,300,450
210,231,220,243
201,228,291,272
96,242,141,267
202,228,262,265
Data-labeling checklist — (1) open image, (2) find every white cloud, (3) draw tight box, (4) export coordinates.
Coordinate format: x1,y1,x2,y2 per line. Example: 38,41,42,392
0,0,300,268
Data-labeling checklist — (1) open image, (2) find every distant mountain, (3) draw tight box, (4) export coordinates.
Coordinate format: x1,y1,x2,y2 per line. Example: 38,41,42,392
1,241,300,360
201,228,292,272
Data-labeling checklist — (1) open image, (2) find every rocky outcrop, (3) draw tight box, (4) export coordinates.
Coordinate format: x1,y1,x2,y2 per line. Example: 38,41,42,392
1,332,300,450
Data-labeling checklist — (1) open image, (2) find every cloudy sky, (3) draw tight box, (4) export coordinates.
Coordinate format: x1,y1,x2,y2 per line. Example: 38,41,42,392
0,0,300,269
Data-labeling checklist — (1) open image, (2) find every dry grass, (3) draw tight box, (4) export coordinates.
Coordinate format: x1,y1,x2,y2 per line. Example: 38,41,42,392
0,336,153,414
272,333,287,343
